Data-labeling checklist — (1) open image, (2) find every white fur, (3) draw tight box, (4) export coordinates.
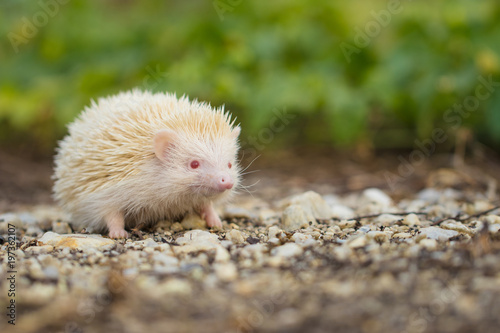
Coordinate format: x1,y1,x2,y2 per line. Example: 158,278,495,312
53,90,240,233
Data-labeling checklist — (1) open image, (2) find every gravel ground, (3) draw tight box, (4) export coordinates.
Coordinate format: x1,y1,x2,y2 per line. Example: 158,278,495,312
1,166,500,333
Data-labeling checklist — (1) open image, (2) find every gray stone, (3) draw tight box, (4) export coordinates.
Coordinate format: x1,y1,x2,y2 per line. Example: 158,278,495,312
419,227,459,241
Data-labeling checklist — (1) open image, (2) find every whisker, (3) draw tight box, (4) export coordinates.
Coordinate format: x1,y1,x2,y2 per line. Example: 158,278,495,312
235,179,260,197
240,169,260,176
240,154,260,173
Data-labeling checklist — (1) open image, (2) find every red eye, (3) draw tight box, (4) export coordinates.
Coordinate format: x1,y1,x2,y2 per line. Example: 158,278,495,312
228,162,232,169
190,160,200,169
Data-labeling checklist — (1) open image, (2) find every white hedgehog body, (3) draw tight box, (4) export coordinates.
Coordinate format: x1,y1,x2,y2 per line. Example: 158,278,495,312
53,90,241,238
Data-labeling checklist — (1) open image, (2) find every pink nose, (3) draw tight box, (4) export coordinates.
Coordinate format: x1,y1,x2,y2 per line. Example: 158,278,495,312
218,175,234,190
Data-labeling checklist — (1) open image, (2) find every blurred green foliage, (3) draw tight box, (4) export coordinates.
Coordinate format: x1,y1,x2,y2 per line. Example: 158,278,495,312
0,0,499,153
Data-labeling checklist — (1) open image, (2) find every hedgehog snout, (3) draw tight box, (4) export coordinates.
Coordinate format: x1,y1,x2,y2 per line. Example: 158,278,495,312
217,173,234,191
207,171,234,192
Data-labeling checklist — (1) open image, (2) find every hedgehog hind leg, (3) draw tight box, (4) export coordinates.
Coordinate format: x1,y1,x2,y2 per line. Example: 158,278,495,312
200,202,222,228
106,210,128,239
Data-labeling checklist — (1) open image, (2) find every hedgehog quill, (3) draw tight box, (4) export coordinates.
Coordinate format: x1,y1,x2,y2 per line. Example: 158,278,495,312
53,90,241,238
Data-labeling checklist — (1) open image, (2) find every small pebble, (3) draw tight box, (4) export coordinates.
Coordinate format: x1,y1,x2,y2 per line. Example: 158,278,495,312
181,215,207,230
362,188,392,207
403,213,420,226
337,220,356,230
214,262,238,282
51,221,72,234
227,229,245,244
271,243,303,258
347,235,368,249
419,227,459,241
282,205,314,231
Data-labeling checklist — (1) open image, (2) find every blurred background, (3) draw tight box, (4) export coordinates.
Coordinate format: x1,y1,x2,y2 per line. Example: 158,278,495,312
1,0,499,155
1,0,500,208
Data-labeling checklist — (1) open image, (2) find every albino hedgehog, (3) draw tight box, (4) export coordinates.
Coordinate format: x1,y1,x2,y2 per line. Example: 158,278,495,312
53,90,241,238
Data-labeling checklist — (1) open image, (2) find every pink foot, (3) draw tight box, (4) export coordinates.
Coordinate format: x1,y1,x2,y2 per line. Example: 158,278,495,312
109,228,129,239
200,203,223,228
105,211,129,239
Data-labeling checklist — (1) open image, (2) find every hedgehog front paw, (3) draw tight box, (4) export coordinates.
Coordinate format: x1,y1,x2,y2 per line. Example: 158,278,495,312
201,203,223,228
206,214,222,228
105,211,127,238
108,228,129,239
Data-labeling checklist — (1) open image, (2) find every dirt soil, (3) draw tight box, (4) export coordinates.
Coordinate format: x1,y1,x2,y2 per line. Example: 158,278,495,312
1,147,500,333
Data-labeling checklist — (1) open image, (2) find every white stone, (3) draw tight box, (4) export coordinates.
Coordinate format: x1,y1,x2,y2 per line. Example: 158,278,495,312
282,205,314,231
268,237,281,245
291,233,316,246
419,227,459,241
485,215,500,225
174,230,221,254
268,226,281,239
215,246,231,262
367,231,389,243
271,243,303,257
392,232,412,239
337,220,356,229
158,279,192,295
37,232,115,251
227,229,245,244
358,226,372,233
181,214,207,230
214,262,238,282
176,230,220,245
419,238,438,250
281,191,333,219
362,188,392,207
0,213,23,228
403,213,420,226
347,235,368,249
25,245,54,254
440,221,473,235
0,214,22,233
488,224,500,234
51,221,72,234
137,238,159,248
376,214,401,226
330,204,355,220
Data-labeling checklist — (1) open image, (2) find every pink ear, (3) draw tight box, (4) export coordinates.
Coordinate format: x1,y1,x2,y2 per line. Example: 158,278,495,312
232,126,241,139
153,129,178,161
